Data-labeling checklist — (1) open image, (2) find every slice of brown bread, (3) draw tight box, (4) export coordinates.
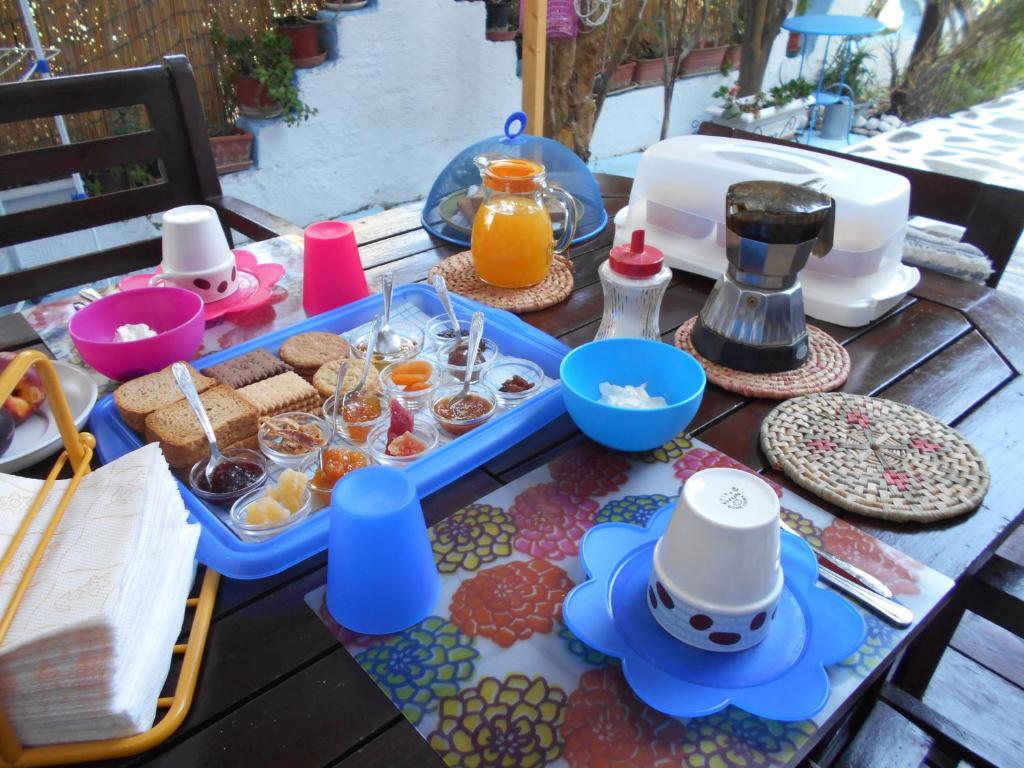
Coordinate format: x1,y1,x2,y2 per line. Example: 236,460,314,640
144,385,258,469
114,364,216,433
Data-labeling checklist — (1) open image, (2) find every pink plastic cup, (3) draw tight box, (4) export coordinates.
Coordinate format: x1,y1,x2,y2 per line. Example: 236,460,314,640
69,286,205,381
303,221,369,316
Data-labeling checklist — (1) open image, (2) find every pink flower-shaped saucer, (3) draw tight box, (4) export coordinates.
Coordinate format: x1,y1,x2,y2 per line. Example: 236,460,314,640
118,250,285,323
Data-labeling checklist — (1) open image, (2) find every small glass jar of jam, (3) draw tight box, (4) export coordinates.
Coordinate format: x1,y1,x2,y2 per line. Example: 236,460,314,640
189,448,268,506
323,392,388,444
430,383,498,436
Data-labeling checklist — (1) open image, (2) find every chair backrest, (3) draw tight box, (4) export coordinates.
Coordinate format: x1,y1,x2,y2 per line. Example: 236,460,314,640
0,55,223,303
697,122,1023,288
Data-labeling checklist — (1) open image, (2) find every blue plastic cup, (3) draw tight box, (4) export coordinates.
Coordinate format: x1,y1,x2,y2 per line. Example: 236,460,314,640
326,466,440,634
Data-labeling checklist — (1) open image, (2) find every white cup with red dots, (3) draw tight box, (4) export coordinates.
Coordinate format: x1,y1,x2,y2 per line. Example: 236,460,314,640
648,468,783,652
151,205,239,303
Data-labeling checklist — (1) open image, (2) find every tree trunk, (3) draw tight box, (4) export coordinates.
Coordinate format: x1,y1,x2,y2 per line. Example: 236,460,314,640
737,0,794,96
660,0,708,139
545,0,650,161
890,0,947,114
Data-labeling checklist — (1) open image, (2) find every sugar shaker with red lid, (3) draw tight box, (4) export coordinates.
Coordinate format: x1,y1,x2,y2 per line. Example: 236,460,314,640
595,230,671,340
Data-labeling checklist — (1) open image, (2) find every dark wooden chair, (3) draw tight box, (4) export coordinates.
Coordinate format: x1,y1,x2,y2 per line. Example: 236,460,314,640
697,122,1023,289
0,54,301,305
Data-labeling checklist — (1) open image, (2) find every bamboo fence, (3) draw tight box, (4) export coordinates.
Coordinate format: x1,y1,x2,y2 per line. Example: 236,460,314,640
0,0,311,154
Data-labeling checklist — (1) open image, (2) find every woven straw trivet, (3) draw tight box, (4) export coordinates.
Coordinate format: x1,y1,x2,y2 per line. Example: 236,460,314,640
674,317,850,399
760,392,989,522
427,251,573,314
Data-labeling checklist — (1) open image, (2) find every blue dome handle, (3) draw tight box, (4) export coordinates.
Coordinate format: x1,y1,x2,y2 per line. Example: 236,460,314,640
504,111,528,140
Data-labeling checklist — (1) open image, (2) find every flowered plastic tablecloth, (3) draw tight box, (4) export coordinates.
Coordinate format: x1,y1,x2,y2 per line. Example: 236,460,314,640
305,436,953,768
22,236,307,393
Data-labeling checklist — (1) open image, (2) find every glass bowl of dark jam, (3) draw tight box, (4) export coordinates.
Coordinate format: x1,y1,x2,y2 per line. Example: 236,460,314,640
426,313,471,351
436,337,499,383
481,358,545,408
189,448,268,507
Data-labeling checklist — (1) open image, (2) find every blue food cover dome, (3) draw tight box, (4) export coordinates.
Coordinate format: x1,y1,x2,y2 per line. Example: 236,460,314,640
422,112,607,247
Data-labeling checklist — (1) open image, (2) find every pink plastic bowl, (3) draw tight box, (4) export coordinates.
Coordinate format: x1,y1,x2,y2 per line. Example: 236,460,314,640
69,286,205,381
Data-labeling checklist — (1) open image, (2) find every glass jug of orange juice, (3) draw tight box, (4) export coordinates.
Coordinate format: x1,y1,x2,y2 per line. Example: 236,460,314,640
470,157,578,288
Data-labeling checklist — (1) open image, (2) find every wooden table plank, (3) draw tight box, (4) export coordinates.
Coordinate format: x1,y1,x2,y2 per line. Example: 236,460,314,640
136,649,395,768
333,718,445,768
349,202,426,247
911,268,992,312
879,331,1012,424
965,289,1024,374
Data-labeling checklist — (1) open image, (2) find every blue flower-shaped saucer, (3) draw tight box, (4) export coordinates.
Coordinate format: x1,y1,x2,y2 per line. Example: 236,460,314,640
563,504,865,722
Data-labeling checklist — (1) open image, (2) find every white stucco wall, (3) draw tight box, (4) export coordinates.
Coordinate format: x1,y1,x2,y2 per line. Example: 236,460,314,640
221,0,521,226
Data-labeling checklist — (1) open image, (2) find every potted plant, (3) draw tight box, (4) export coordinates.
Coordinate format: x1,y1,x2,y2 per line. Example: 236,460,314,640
209,126,254,174
215,28,317,125
608,59,637,91
706,78,814,137
724,5,743,70
679,39,729,76
631,26,665,86
275,15,327,69
486,0,518,42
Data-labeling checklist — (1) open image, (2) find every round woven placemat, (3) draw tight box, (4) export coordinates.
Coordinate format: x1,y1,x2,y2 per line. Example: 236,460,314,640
427,251,573,313
760,392,989,522
674,317,850,399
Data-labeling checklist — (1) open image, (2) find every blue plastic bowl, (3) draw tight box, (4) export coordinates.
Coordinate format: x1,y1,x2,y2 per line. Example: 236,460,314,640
560,338,706,451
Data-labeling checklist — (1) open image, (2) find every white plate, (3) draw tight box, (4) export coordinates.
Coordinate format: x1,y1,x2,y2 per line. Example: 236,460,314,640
0,361,98,474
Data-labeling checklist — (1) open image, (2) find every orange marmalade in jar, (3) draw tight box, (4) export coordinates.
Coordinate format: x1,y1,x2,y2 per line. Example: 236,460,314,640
470,158,577,288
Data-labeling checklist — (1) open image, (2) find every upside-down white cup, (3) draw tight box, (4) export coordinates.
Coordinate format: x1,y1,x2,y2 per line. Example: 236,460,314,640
648,468,783,652
151,205,238,302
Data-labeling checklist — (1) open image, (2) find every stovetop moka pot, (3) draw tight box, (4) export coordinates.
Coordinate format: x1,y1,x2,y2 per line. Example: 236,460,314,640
692,181,836,373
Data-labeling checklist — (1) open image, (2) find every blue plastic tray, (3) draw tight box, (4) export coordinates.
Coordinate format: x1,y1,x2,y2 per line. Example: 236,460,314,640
89,285,570,579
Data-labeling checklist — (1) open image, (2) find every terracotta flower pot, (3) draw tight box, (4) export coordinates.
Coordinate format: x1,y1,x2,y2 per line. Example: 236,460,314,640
608,60,636,91
233,75,282,118
726,44,741,69
277,17,323,66
679,44,728,76
633,57,665,86
209,128,254,175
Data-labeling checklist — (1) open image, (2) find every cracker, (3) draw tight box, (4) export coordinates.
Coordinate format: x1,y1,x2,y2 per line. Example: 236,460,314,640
312,357,380,400
236,371,320,418
202,349,293,389
279,332,349,372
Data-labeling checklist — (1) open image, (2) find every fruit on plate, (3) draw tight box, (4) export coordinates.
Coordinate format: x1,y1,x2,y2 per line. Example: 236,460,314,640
387,399,414,443
0,410,14,457
0,353,46,424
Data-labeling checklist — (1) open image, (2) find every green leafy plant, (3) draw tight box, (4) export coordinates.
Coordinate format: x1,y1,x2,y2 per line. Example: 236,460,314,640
822,43,878,102
213,27,317,126
631,19,666,59
714,77,813,119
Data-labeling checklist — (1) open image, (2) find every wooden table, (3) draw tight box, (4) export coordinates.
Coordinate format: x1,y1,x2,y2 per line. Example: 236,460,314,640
10,176,1023,767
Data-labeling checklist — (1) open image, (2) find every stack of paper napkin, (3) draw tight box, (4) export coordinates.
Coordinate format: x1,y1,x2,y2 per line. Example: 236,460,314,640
0,442,200,746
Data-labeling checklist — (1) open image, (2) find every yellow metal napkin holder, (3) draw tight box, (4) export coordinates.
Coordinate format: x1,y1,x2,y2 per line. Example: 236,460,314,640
0,350,219,767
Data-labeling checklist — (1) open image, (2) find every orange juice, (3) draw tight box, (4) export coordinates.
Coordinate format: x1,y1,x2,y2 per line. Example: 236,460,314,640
471,196,554,288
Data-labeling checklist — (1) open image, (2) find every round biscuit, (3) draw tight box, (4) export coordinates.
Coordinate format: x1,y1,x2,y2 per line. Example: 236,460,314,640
313,357,379,399
279,332,350,371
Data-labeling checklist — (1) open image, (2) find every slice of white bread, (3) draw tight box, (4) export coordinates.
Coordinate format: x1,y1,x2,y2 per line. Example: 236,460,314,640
114,364,216,433
144,385,259,470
